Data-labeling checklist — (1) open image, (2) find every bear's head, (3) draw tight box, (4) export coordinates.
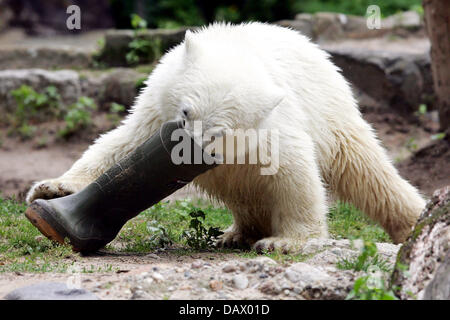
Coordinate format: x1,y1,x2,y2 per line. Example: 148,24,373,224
165,30,284,140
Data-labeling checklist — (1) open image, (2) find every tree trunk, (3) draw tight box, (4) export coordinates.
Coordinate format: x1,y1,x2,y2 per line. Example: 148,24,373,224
423,0,450,132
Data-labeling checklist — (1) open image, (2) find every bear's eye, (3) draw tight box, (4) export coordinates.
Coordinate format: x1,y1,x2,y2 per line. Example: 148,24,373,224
182,108,189,118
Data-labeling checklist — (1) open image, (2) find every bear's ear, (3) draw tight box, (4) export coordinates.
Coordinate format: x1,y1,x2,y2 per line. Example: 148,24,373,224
262,86,284,114
252,84,285,121
184,30,202,60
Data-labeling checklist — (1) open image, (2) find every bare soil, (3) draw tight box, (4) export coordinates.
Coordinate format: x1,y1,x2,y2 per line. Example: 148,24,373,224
0,239,401,300
397,136,450,196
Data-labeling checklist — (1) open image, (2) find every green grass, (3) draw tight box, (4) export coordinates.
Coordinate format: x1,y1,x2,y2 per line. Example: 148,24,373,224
0,197,74,273
108,199,233,252
328,201,391,242
0,196,390,273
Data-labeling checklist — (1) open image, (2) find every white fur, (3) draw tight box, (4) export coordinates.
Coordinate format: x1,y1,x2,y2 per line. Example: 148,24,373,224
27,23,425,250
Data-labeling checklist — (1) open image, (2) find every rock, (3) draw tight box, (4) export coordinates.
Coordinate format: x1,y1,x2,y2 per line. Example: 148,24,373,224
313,12,346,41
278,11,423,41
145,253,160,260
382,11,422,30
391,187,450,300
97,27,197,66
209,280,223,291
0,69,81,114
4,282,98,300
151,272,164,282
0,47,93,70
285,263,332,284
232,274,249,290
191,260,204,269
259,281,281,295
275,16,313,38
423,254,450,300
89,68,144,109
326,48,432,114
222,264,236,273
246,257,277,273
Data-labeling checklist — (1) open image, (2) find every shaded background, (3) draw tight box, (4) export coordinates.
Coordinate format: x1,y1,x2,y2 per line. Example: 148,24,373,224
1,0,422,34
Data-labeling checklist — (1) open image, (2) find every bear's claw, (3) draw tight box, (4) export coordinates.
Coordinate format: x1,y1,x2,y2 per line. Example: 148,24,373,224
216,231,251,249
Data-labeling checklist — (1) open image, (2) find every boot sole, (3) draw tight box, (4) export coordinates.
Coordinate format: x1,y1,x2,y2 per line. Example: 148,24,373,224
25,204,81,252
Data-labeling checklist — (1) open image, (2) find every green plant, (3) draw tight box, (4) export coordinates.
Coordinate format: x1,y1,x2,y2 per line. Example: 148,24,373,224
9,85,61,127
342,240,397,300
107,102,126,126
17,123,36,140
327,202,391,242
147,225,174,249
58,97,96,138
181,210,224,250
406,137,418,152
126,14,160,65
346,273,397,300
415,103,427,117
135,77,148,92
431,132,446,141
337,240,392,272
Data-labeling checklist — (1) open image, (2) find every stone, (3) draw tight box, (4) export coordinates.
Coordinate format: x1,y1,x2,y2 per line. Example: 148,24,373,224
259,281,281,295
423,255,450,300
284,263,332,284
325,47,432,114
97,27,197,66
209,280,223,291
232,274,249,290
313,12,345,41
4,282,98,300
151,272,164,282
391,186,450,300
275,16,313,39
145,253,160,260
222,264,236,273
191,260,204,269
0,47,92,70
382,11,422,30
246,257,277,268
0,69,81,114
93,68,144,109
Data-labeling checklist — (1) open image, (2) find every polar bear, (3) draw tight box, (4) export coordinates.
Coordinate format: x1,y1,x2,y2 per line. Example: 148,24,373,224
26,23,425,252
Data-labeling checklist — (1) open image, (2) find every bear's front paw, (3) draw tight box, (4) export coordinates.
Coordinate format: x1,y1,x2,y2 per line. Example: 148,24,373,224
26,179,85,204
216,231,252,250
253,237,304,254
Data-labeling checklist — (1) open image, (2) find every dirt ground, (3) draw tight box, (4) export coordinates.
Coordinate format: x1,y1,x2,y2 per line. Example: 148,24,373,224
0,239,401,300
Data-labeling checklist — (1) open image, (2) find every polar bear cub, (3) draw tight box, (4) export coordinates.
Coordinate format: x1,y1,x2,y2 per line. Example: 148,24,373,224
27,23,425,252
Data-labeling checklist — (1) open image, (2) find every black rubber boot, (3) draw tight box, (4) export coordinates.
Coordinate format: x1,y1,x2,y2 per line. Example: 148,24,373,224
25,120,218,253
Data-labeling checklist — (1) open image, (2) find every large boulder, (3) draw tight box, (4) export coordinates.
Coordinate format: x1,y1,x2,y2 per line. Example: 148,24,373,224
391,186,450,300
0,47,92,70
82,68,145,109
278,11,423,42
0,69,81,114
97,27,196,66
326,48,433,114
